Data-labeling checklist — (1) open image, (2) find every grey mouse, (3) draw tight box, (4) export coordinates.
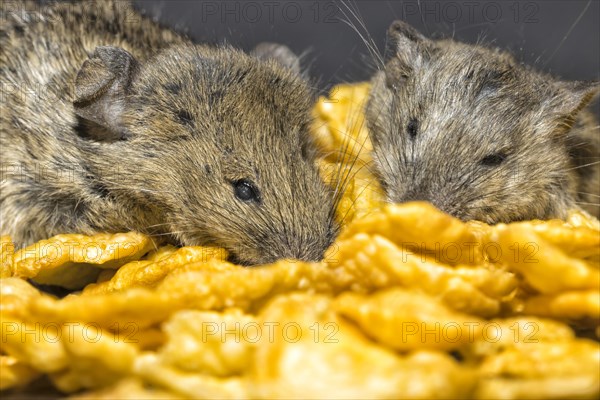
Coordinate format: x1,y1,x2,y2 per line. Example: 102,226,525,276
366,20,600,223
0,1,338,265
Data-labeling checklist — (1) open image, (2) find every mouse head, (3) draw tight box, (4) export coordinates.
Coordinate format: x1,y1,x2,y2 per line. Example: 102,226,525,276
73,44,338,265
366,20,600,223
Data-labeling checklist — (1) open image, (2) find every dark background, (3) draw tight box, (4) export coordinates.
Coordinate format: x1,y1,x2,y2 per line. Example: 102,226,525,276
132,0,600,97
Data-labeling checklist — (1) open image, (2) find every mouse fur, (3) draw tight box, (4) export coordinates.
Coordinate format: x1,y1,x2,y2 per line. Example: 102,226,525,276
366,20,600,223
0,1,338,265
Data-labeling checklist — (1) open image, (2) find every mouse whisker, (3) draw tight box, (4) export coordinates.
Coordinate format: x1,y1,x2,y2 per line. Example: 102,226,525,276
98,178,187,196
563,160,600,171
143,222,176,229
543,0,592,66
576,192,600,198
337,1,385,70
332,98,374,203
149,230,200,238
574,201,600,206
337,178,379,226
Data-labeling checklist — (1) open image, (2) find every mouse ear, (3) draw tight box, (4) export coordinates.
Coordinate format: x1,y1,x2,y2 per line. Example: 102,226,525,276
250,42,301,75
385,20,428,59
73,46,139,139
384,21,432,89
548,80,600,133
557,80,600,114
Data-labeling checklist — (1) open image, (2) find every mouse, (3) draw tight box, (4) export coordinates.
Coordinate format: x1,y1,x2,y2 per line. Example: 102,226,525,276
0,0,338,265
365,20,600,224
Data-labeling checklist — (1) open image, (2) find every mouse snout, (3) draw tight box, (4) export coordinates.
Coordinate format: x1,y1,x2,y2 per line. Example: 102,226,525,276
262,231,335,264
230,225,337,266
393,185,455,218
397,186,429,203
230,245,328,266
394,183,436,206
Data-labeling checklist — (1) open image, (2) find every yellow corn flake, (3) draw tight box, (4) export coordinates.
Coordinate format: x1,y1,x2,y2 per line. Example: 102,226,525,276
330,233,515,317
48,324,140,393
474,376,599,400
312,82,372,165
12,232,155,289
154,260,340,312
71,378,187,400
27,287,179,329
156,244,514,318
95,268,117,284
27,260,334,334
133,328,166,352
334,289,484,351
474,341,600,399
505,220,600,259
0,355,41,390
313,83,385,225
522,290,600,320
160,309,255,377
0,317,69,374
1,236,14,278
567,208,600,230
451,264,518,300
320,160,386,224
134,354,248,399
0,277,43,319
463,317,576,359
340,202,485,265
249,293,476,399
144,245,179,262
2,83,600,398
316,84,433,228
487,224,599,294
0,279,69,374
464,317,600,398
82,246,227,294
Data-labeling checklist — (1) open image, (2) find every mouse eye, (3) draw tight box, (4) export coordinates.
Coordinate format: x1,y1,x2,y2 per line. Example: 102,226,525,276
480,153,507,167
232,179,261,203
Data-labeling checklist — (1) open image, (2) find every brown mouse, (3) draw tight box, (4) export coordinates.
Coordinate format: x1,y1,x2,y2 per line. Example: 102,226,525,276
0,1,338,265
366,20,600,223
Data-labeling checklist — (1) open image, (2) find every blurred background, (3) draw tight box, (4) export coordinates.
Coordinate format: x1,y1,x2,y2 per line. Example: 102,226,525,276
132,0,599,99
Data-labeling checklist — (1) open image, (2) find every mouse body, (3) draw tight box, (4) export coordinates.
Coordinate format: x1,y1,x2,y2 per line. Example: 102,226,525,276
1,1,338,265
366,21,600,223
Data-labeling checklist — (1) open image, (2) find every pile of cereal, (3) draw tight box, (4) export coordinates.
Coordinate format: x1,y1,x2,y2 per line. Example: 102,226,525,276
1,84,598,399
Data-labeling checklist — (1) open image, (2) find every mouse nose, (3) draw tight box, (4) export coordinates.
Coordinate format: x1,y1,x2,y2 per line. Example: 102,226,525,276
395,187,449,215
255,227,337,265
398,187,430,203
248,245,325,266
